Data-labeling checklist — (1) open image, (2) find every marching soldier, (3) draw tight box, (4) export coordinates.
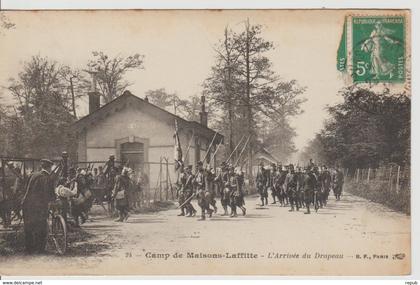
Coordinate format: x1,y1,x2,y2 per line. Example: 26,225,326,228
333,166,344,201
21,159,55,254
285,164,299,211
112,167,130,222
296,167,305,209
104,155,117,215
183,166,197,217
205,167,218,213
312,166,322,210
216,162,231,216
230,168,246,217
303,167,317,214
255,162,268,206
277,164,288,206
194,162,213,220
268,163,278,204
320,165,332,206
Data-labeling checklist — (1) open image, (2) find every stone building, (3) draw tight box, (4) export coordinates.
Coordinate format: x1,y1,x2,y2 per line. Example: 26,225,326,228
72,90,223,187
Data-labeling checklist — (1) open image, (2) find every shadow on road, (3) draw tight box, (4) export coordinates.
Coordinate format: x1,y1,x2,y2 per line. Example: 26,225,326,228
125,218,166,224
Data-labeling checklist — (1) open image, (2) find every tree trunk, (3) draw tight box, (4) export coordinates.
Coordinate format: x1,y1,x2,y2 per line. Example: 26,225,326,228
245,19,254,183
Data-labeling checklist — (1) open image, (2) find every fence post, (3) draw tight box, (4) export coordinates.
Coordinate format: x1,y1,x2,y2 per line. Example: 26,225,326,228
356,169,359,182
396,165,401,193
388,165,393,192
367,168,370,183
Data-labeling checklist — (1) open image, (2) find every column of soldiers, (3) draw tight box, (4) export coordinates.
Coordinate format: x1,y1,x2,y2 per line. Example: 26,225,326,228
176,161,246,220
256,161,345,214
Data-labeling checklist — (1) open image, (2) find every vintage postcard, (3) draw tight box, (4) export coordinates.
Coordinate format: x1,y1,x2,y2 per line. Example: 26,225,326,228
0,9,411,276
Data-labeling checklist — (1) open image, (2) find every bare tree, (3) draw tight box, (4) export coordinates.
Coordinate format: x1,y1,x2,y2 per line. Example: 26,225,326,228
86,51,145,103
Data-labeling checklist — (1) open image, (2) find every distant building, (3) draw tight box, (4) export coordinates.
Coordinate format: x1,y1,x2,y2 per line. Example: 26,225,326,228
255,147,279,165
72,90,223,186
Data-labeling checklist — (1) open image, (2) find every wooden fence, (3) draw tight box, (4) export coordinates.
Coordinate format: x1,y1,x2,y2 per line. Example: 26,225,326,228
343,164,411,214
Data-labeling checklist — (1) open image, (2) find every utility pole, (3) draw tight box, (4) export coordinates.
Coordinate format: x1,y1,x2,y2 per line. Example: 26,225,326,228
69,75,77,118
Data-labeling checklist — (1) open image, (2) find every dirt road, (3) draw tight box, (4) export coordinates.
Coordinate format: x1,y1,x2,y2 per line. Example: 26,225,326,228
0,190,410,276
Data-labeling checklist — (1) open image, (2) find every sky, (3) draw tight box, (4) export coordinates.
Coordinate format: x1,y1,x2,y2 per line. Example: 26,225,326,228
0,10,351,152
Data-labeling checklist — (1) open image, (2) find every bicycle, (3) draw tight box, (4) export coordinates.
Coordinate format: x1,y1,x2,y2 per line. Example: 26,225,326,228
46,199,67,255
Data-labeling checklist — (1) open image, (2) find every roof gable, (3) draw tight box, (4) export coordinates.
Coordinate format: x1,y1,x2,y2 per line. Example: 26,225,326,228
72,91,223,143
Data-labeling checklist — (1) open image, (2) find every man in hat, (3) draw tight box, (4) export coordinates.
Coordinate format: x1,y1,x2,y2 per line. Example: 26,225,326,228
183,165,196,217
333,166,344,201
112,167,130,222
215,161,231,216
255,162,268,206
285,164,299,211
194,161,213,220
303,167,317,214
320,165,332,206
21,159,55,254
230,167,246,217
268,163,278,204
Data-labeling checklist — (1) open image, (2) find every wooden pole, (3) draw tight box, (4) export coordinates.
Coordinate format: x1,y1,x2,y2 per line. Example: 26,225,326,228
388,165,393,192
367,168,370,183
396,165,401,193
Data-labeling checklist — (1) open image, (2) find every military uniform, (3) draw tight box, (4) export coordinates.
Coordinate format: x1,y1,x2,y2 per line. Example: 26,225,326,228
285,166,299,211
217,167,231,216
333,169,344,200
112,172,130,222
268,165,278,204
303,170,317,214
256,166,268,206
183,169,196,217
230,171,246,217
195,168,213,220
320,168,332,205
22,161,55,254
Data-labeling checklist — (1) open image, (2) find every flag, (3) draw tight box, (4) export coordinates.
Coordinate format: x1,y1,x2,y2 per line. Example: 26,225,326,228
337,17,347,72
174,120,183,171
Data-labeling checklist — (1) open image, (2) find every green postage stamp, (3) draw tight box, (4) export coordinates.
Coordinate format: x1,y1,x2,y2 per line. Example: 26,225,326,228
352,16,405,83
337,15,406,84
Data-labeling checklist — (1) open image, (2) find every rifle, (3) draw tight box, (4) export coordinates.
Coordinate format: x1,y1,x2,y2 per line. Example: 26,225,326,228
177,134,217,208
226,135,245,164
202,132,218,166
209,139,223,167
234,135,250,167
177,192,196,209
183,130,195,163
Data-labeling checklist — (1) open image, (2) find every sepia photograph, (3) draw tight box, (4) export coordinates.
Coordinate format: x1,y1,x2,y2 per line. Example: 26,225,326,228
0,9,412,276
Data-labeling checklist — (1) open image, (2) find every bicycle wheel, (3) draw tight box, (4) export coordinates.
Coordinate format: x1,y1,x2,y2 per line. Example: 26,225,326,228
51,214,67,255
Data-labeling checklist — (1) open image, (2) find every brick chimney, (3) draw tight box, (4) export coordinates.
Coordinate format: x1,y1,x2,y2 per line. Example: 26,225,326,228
199,95,208,127
88,92,101,114
88,72,101,113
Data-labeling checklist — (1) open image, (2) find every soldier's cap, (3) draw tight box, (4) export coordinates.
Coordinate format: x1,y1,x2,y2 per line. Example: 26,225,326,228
40,159,54,166
109,155,115,159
